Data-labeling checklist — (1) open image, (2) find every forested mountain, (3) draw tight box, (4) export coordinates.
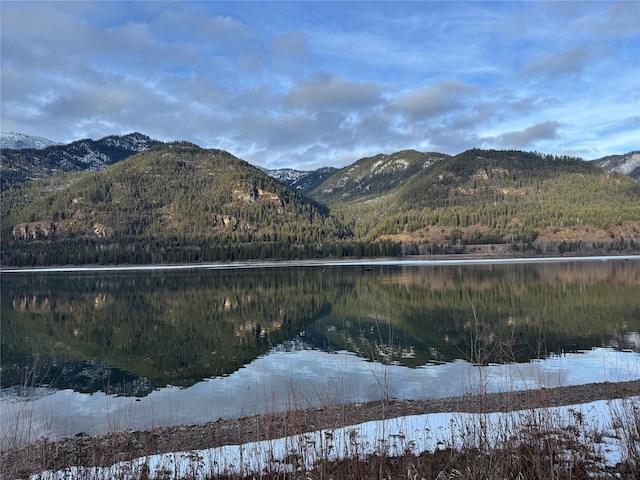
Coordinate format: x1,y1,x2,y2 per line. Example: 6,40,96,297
594,151,640,180
309,150,449,204
1,142,352,265
2,140,639,266
0,132,162,189
322,149,640,253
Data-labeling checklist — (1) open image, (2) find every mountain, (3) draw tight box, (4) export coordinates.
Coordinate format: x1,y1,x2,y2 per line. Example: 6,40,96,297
0,132,162,189
393,149,596,207
309,150,450,204
0,132,62,150
262,166,338,195
594,151,640,180
294,148,639,253
359,149,640,249
1,142,351,265
2,145,640,267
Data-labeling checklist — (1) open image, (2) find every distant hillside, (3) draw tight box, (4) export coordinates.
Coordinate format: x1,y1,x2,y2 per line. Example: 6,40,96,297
0,132,62,150
594,151,640,180
394,149,597,207
1,142,351,265
262,166,338,195
0,132,162,189
360,149,640,251
309,150,449,204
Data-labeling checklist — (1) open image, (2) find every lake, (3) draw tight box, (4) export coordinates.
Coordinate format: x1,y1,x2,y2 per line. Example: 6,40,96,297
2,256,639,447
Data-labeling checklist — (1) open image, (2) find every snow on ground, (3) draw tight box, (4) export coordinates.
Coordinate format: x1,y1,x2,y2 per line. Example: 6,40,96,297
30,396,639,479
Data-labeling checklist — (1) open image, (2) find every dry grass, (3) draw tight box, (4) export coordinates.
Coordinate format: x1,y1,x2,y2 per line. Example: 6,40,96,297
11,391,639,480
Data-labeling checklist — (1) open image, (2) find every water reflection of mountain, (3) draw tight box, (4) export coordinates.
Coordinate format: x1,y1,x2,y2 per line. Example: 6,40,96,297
306,262,640,366
2,260,639,395
2,268,334,394
1,359,151,398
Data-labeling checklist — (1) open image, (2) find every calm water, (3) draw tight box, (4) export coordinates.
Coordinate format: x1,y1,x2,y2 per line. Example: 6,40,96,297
2,257,639,445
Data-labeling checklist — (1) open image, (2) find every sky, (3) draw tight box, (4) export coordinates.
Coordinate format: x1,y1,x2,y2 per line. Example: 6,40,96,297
1,1,639,170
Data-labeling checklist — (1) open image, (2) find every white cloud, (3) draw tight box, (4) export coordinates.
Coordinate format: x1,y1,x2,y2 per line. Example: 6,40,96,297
521,47,592,79
570,2,640,39
391,81,477,120
483,121,564,150
286,75,382,111
272,31,313,61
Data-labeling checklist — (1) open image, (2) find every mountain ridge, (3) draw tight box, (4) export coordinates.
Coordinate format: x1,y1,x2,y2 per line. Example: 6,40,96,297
2,132,639,266
309,150,450,205
2,131,638,193
0,132,162,189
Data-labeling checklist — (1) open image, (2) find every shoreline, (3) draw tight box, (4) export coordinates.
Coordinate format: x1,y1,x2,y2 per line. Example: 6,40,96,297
2,253,639,273
2,380,639,477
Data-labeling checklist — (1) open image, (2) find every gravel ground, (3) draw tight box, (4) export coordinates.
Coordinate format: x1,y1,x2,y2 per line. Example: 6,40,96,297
2,380,639,479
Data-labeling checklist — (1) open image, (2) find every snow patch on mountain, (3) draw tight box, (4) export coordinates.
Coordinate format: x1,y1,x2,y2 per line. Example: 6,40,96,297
371,157,409,174
261,166,337,194
595,151,640,180
603,152,640,175
263,167,309,183
1,132,62,150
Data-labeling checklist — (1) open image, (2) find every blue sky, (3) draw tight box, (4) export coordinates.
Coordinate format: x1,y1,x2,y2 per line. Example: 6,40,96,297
1,1,638,169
